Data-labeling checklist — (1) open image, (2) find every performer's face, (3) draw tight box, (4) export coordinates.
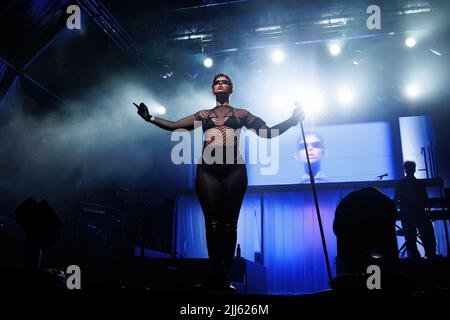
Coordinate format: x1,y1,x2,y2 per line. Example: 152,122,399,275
298,134,324,164
212,76,232,95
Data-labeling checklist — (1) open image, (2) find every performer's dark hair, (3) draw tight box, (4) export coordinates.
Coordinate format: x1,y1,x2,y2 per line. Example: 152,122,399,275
403,161,416,173
212,73,233,92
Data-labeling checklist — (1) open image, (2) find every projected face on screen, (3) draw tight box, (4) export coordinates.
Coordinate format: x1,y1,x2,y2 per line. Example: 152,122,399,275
245,120,402,186
295,132,328,182
296,133,326,164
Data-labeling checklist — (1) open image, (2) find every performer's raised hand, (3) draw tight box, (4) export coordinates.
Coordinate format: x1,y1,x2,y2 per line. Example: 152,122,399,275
133,102,151,122
290,102,305,124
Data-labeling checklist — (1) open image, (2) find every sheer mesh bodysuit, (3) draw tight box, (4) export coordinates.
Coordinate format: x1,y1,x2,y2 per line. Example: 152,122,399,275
193,105,266,286
142,100,296,290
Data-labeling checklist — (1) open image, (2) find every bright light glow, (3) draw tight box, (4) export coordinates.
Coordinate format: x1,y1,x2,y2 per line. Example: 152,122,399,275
297,89,325,114
329,44,341,56
405,37,416,48
404,8,431,14
429,48,442,56
272,96,286,108
263,79,326,119
337,87,355,105
203,57,213,68
161,72,173,79
272,50,285,63
255,25,280,32
405,84,420,99
156,106,166,114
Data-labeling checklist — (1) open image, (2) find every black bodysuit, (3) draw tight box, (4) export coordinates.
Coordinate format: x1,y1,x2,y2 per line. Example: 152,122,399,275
193,106,266,283
148,103,294,288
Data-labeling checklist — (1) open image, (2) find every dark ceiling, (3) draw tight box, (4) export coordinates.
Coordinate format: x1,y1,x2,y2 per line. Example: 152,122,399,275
0,0,449,113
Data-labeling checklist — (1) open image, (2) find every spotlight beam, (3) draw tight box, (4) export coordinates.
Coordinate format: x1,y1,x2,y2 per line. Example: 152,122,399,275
203,57,213,68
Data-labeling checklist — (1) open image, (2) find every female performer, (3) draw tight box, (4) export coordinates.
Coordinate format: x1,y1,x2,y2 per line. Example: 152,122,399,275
135,73,303,291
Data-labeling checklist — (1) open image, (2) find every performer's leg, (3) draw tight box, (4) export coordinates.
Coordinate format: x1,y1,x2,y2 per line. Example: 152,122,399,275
401,219,421,260
417,216,437,258
195,164,228,285
222,164,248,272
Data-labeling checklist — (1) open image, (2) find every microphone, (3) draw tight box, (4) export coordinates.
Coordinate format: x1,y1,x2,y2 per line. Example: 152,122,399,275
377,173,388,180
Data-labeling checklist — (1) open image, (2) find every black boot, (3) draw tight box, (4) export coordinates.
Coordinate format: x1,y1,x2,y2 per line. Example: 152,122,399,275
221,223,238,293
209,263,235,292
193,219,236,293
193,267,235,292
223,223,237,270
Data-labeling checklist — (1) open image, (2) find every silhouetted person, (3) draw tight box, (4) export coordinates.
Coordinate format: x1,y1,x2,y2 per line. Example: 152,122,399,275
394,161,437,260
134,73,304,292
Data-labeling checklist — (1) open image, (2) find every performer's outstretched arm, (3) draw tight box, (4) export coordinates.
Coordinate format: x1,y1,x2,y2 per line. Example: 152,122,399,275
150,114,196,131
134,102,196,131
246,107,304,139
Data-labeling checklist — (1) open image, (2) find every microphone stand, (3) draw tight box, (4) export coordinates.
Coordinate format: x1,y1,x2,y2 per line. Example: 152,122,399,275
297,104,332,282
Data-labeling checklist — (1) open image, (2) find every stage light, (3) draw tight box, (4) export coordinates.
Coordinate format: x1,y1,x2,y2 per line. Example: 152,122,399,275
272,50,285,63
405,37,416,48
337,87,354,105
329,44,341,56
299,89,325,114
429,48,442,56
161,71,173,79
272,96,286,108
404,84,420,99
351,50,362,65
156,106,166,114
160,65,173,79
203,57,213,68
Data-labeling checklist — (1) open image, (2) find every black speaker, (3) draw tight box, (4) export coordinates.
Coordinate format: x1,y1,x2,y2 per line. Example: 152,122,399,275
333,187,398,274
15,197,62,247
15,197,62,270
